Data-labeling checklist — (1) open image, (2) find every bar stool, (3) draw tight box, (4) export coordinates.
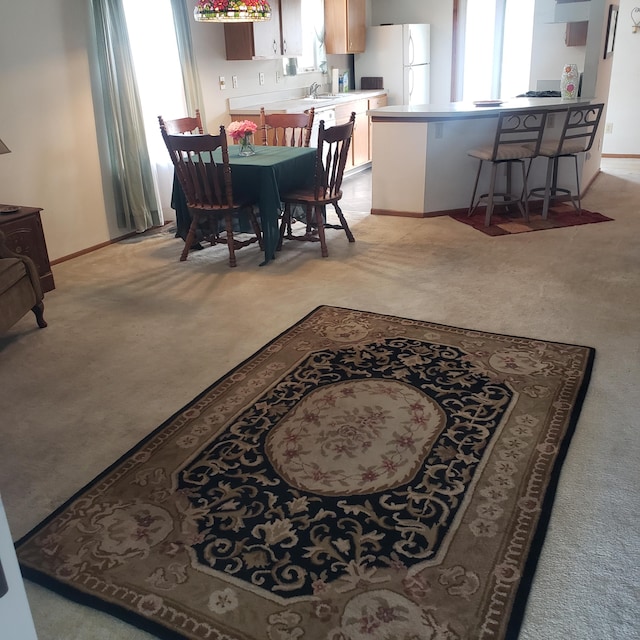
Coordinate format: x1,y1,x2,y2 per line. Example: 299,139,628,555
527,103,604,219
468,108,548,227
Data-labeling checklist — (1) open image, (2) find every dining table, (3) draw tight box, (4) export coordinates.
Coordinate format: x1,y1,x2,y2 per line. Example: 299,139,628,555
171,144,317,265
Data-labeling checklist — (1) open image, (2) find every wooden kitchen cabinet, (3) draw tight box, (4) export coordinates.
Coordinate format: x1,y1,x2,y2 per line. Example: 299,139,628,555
324,0,366,54
336,99,368,170
565,21,588,46
224,0,302,60
0,206,55,292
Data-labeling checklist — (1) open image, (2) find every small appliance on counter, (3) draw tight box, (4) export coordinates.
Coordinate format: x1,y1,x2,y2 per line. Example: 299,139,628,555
361,76,384,90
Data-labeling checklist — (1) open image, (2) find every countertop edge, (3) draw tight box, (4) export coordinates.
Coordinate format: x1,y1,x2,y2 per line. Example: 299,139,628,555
368,97,596,121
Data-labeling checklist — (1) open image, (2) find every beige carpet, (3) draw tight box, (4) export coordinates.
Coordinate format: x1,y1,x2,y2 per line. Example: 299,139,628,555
1,158,639,639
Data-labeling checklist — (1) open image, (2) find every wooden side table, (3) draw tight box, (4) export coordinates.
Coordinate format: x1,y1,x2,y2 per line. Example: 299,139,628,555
0,206,55,293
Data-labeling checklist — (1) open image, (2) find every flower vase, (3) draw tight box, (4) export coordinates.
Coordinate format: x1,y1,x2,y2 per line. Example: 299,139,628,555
238,134,256,156
560,64,579,100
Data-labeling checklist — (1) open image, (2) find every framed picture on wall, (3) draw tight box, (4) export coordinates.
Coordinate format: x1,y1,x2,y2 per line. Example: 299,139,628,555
604,5,619,59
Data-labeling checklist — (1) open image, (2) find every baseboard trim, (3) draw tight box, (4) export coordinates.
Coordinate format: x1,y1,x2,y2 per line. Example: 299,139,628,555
601,153,640,159
371,208,427,218
371,187,599,219
50,223,172,266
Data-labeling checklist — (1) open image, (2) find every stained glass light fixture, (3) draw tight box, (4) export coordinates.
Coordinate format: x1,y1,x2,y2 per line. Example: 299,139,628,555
194,0,272,23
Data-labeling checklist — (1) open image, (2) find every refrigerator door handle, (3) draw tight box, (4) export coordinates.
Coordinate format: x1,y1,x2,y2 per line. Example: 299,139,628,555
408,65,414,101
408,33,414,66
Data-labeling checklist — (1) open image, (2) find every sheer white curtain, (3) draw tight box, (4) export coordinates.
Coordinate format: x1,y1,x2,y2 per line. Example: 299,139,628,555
122,0,189,215
457,0,535,102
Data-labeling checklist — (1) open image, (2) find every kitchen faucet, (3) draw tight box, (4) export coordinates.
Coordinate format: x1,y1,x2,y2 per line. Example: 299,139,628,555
308,82,320,99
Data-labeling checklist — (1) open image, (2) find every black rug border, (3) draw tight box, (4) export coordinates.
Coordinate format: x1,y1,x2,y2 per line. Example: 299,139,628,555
14,304,596,640
504,339,595,639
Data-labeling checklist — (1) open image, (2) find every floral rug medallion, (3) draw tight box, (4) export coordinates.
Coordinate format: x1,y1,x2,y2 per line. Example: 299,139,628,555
16,306,594,640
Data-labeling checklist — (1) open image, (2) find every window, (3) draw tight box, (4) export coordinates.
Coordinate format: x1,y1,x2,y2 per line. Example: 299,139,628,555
122,0,187,211
458,0,535,101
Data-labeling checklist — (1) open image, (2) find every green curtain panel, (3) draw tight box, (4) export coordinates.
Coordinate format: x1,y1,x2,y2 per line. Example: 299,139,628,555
90,0,160,231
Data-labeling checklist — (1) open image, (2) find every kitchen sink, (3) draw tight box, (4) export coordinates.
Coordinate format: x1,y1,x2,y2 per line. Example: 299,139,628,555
292,98,337,108
301,93,355,102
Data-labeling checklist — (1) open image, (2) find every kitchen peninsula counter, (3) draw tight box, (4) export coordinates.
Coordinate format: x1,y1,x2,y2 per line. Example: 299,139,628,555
368,97,595,217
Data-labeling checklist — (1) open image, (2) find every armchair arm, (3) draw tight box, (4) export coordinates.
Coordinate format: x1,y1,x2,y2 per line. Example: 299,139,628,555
0,230,44,300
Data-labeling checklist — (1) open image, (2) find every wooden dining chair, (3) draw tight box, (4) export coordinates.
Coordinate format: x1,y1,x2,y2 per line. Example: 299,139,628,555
158,109,204,135
467,108,548,226
259,107,315,147
161,126,262,267
527,103,604,219
277,112,356,258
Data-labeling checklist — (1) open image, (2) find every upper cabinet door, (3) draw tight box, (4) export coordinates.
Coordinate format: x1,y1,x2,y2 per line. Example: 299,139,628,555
224,1,281,60
346,0,365,53
252,0,282,58
280,0,303,57
325,0,366,54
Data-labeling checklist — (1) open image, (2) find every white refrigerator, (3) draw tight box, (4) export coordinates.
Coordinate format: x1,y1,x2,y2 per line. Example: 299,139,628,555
355,24,431,106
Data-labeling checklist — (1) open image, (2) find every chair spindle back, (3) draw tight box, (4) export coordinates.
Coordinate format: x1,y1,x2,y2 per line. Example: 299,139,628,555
158,109,204,136
161,126,234,211
260,107,315,147
313,112,356,201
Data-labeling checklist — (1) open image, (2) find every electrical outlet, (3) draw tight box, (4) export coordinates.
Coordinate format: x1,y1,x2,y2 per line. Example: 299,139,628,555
219,76,226,90
232,76,238,89
547,113,555,128
276,71,281,83
435,122,443,139
605,122,613,134
259,72,265,86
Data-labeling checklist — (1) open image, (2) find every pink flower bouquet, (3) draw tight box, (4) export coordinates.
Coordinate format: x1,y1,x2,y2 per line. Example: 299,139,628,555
227,120,258,144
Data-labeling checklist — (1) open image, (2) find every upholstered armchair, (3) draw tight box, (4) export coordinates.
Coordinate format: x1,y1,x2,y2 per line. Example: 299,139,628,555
0,229,47,332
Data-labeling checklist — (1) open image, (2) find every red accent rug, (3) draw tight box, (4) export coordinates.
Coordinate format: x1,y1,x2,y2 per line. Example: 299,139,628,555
450,203,613,236
16,307,594,640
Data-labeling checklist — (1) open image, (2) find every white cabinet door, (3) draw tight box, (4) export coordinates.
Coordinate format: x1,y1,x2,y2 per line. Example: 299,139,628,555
253,1,281,57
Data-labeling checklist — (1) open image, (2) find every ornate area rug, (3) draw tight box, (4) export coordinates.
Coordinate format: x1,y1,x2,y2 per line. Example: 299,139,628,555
16,306,594,640
449,203,613,236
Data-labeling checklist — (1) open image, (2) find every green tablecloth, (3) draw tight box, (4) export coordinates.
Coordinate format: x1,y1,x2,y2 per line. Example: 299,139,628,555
171,145,316,265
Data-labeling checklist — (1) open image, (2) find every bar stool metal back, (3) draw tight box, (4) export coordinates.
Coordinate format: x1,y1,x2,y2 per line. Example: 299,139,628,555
468,108,548,227
528,103,604,219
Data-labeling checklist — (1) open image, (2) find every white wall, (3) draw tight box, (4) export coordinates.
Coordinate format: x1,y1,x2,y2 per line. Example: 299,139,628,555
0,1,112,262
603,0,640,154
530,0,587,91
370,0,453,104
